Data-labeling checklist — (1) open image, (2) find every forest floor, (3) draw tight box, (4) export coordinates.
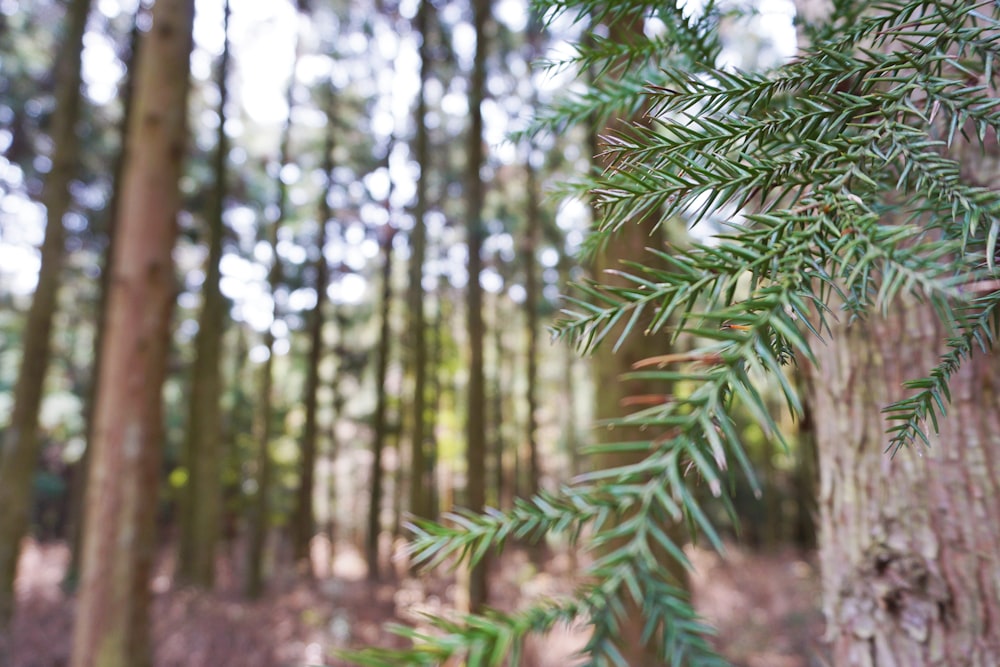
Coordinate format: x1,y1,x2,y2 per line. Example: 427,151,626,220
0,537,830,667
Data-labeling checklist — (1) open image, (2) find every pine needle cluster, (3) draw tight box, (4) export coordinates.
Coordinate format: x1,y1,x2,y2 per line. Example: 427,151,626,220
343,1,1000,664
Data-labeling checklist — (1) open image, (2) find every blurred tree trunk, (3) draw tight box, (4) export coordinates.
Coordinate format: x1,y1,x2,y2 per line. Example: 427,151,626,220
176,0,231,589
223,323,251,553
792,377,817,550
326,306,349,565
367,224,395,580
406,0,433,525
64,4,141,595
558,252,580,478
808,301,1000,666
0,0,91,627
426,290,445,519
244,331,275,600
585,17,690,665
522,156,542,502
291,88,335,572
463,0,490,614
490,287,506,509
68,0,194,664
245,40,297,600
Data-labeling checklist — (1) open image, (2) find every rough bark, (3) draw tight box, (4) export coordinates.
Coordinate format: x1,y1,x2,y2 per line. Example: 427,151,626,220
0,0,91,626
789,2,1000,664
808,301,1000,666
68,0,194,664
463,0,490,613
176,0,230,589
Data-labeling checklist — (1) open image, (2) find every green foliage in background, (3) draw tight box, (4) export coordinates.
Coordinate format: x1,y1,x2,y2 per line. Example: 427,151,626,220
343,0,1000,664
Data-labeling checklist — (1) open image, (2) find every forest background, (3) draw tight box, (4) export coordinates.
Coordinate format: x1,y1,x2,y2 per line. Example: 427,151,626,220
0,0,894,664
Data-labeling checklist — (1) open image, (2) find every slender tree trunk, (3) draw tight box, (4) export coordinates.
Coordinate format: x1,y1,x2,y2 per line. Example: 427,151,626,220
522,157,542,502
793,376,817,550
558,253,580,478
367,225,395,580
462,0,491,614
427,289,444,519
291,90,334,571
244,332,275,600
406,0,433,524
490,288,506,509
245,39,297,599
326,308,348,567
0,0,91,626
176,0,231,589
808,300,1000,666
68,1,194,664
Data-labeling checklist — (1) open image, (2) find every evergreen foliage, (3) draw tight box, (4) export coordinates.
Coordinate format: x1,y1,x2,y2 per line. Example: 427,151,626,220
343,0,1000,664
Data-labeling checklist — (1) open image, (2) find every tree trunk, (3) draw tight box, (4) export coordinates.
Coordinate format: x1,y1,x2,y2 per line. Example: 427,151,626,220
406,0,433,525
176,0,230,589
522,156,542,502
463,0,490,613
291,88,334,571
64,5,143,595
367,225,395,580
490,287,507,509
0,0,91,626
68,0,194,664
244,332,274,600
808,300,1000,666
585,16,690,665
245,37,297,599
789,1,1000,663
426,289,446,519
326,307,349,567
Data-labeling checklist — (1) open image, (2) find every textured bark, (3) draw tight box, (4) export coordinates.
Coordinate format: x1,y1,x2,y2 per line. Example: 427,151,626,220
808,301,1000,666
789,2,1000,664
176,0,231,589
463,0,490,613
0,0,91,626
68,0,194,664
